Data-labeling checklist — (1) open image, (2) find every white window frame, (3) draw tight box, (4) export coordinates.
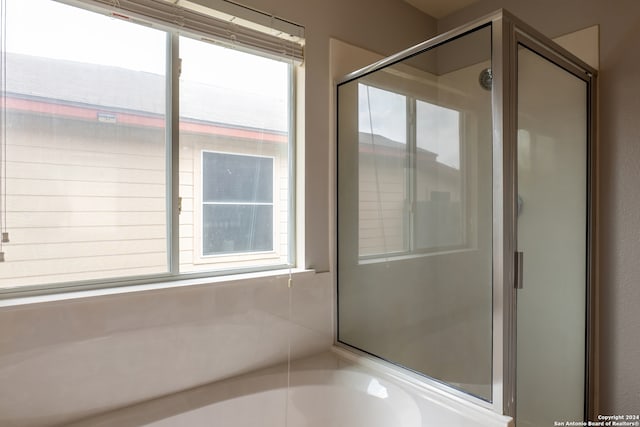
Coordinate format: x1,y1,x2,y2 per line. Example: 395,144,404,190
356,81,471,261
0,0,303,297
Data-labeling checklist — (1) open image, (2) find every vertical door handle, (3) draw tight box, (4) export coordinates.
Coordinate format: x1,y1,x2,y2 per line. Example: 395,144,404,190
515,251,524,289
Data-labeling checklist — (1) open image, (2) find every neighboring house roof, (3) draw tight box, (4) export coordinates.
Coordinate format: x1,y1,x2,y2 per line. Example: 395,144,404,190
359,131,446,165
5,52,288,133
4,53,454,169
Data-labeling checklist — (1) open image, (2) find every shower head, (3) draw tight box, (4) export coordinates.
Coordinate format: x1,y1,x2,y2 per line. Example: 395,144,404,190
479,67,492,90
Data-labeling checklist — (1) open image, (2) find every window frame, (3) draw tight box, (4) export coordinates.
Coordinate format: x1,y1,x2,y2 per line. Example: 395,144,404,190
0,0,301,297
175,31,296,275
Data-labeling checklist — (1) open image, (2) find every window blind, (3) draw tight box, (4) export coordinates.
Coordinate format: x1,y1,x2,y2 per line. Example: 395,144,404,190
61,0,305,62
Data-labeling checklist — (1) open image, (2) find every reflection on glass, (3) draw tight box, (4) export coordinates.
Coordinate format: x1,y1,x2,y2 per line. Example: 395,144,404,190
417,101,460,169
416,101,463,249
338,25,493,400
358,84,408,256
359,84,407,144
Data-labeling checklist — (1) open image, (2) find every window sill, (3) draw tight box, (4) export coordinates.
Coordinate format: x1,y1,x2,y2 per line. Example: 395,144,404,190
0,268,316,309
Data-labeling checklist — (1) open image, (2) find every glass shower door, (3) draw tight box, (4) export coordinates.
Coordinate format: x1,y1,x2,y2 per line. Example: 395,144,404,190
337,24,494,401
336,11,597,420
515,45,590,426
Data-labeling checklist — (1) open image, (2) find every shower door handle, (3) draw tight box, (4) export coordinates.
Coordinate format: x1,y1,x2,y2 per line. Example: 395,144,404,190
515,251,524,289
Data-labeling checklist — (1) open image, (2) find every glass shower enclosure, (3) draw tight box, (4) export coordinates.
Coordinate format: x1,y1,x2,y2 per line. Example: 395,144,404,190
336,10,597,424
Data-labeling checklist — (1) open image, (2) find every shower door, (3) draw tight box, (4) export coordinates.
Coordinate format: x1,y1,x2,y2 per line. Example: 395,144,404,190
336,10,597,423
513,34,595,426
337,23,494,403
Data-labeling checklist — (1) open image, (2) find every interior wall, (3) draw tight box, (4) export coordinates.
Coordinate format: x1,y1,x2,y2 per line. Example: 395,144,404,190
0,272,333,427
440,0,640,415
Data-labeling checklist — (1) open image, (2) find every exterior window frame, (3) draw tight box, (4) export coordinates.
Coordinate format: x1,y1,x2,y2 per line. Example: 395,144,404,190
0,0,300,297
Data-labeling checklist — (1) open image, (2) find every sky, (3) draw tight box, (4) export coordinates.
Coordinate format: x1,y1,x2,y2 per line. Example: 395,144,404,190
358,84,460,169
4,0,288,99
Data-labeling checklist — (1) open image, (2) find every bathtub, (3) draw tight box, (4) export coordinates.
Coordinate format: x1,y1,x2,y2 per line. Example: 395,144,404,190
67,349,513,427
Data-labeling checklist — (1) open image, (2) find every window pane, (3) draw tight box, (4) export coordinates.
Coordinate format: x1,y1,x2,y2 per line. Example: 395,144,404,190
415,101,463,249
357,84,408,256
0,0,168,289
338,24,493,401
203,152,273,203
178,35,291,272
203,205,273,255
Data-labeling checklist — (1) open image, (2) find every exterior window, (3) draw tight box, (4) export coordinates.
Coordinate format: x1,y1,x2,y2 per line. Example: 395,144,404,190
0,0,300,293
179,35,291,272
202,152,274,255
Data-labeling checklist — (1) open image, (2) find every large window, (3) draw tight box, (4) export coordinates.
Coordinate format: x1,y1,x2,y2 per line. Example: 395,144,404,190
0,0,302,293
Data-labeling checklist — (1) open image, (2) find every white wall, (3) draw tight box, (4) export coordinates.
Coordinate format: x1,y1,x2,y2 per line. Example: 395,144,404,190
0,271,332,426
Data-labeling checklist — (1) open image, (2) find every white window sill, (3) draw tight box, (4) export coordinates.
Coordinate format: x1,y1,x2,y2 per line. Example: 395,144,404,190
0,268,316,309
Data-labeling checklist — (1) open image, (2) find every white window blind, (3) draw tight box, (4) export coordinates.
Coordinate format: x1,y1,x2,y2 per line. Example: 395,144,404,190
61,0,305,62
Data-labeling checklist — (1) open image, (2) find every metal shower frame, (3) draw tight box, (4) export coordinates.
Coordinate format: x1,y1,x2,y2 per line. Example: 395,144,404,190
335,9,598,419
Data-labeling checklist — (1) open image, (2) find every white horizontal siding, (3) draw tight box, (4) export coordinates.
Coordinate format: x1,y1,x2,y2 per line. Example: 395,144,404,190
1,111,291,289
1,252,166,278
9,225,165,244
8,144,164,171
6,211,165,228
6,239,165,261
8,162,165,184
7,178,164,198
0,265,168,288
7,195,165,212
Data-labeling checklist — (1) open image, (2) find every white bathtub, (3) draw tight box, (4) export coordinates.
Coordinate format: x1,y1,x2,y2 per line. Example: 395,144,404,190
67,349,513,427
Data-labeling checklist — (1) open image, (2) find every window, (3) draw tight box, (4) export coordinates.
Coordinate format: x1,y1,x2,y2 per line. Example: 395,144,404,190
178,35,291,272
202,152,274,256
0,0,303,293
357,83,465,258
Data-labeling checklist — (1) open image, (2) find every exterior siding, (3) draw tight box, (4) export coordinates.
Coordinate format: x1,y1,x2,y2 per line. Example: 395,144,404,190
0,102,290,287
1,112,167,287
